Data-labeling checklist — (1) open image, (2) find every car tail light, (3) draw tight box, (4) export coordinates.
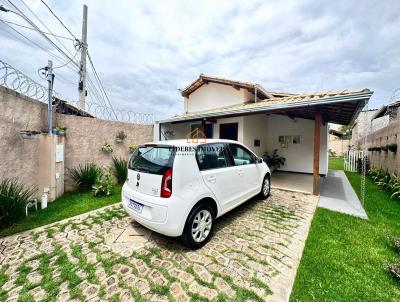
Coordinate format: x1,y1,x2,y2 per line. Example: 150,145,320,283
161,169,172,198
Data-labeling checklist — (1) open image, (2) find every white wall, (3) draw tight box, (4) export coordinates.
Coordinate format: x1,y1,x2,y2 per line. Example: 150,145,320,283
159,114,328,175
265,115,328,175
187,82,250,113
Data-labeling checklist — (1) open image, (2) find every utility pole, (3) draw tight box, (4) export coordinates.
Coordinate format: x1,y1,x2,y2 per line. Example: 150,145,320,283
46,60,54,134
78,4,88,110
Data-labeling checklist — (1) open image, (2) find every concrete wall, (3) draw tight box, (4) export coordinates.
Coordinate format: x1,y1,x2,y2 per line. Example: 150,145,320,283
0,87,48,189
0,85,153,194
328,136,350,156
360,119,400,174
186,82,251,113
160,114,328,175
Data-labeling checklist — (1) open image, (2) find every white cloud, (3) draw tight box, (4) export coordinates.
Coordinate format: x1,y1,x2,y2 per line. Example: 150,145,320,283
0,0,399,121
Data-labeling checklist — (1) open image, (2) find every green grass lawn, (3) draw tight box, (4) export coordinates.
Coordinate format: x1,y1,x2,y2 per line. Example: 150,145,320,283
0,185,122,238
328,156,344,170
290,173,400,301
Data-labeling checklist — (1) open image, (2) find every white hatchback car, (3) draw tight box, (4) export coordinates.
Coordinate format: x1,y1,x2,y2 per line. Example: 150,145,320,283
122,139,271,248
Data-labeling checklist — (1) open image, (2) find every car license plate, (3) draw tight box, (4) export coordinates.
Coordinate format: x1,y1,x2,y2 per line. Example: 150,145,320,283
128,199,144,213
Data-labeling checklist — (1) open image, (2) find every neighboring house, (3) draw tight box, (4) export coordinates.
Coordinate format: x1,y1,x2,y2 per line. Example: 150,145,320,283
156,74,373,194
328,127,350,156
350,109,389,146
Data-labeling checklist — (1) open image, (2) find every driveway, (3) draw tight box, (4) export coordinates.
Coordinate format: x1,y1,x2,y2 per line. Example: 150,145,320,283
0,189,317,302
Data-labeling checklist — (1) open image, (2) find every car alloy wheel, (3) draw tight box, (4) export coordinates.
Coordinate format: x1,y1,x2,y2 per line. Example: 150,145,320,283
261,175,270,198
191,209,212,243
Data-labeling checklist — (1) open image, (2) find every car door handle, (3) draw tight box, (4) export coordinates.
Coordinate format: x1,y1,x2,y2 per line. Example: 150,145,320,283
237,169,244,176
206,175,216,183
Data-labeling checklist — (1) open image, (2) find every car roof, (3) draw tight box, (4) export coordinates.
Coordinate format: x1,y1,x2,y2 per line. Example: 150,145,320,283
141,139,240,146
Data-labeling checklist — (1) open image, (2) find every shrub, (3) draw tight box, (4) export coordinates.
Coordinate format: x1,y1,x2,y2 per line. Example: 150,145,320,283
112,156,128,184
129,144,138,153
262,149,286,170
368,168,400,200
68,162,102,191
92,168,114,197
0,178,36,228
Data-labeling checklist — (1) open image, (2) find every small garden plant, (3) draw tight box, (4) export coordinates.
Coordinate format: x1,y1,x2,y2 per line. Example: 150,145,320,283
129,144,138,153
368,168,400,199
262,149,286,171
68,162,102,191
115,131,127,143
101,143,113,153
0,178,36,228
92,168,114,197
112,156,128,184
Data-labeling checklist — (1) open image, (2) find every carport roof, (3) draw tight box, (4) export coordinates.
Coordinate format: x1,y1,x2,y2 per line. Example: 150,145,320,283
160,88,373,125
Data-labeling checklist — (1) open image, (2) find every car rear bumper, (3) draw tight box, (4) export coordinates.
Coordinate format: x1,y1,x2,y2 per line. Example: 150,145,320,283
121,183,186,237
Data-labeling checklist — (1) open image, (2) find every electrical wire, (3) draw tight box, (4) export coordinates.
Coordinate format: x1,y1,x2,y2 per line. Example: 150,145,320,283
6,0,80,69
0,18,74,40
87,51,117,119
18,0,78,63
39,0,78,40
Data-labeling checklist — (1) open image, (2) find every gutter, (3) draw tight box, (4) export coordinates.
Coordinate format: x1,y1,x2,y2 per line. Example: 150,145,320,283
160,91,374,123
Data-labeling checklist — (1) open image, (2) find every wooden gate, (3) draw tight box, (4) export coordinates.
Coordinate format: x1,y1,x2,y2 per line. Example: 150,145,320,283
344,150,364,172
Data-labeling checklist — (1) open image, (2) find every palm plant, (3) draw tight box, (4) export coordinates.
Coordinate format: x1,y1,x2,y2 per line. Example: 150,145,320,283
262,149,286,171
68,162,102,191
112,156,128,184
0,178,36,228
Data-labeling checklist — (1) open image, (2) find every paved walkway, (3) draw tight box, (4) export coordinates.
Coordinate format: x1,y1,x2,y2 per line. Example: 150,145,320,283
0,189,318,302
318,170,368,219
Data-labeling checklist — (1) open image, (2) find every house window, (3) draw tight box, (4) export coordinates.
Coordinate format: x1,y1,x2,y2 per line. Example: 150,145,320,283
191,123,213,138
219,123,238,141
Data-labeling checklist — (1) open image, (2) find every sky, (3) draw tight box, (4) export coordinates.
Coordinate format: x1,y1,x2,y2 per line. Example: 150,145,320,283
0,0,399,121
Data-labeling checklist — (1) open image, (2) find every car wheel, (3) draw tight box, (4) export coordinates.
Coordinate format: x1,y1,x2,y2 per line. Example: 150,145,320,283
182,204,214,249
260,174,271,199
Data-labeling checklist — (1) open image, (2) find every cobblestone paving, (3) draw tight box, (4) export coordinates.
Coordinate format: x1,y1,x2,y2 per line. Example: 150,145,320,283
0,189,317,302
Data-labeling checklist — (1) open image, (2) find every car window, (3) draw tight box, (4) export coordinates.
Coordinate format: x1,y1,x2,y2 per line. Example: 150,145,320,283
228,144,255,165
129,146,175,175
195,143,228,171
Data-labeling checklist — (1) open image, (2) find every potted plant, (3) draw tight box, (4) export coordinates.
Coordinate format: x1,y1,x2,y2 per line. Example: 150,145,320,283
101,143,113,153
375,146,382,152
54,125,67,136
382,145,388,152
129,144,138,153
20,130,40,140
115,131,127,144
367,147,374,152
262,149,286,172
388,143,397,153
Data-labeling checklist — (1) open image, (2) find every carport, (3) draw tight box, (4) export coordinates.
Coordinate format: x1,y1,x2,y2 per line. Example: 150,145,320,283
157,89,373,195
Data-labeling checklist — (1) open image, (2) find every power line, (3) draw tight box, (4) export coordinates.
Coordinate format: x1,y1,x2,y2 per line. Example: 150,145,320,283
87,51,117,119
39,0,77,40
6,0,80,69
18,0,78,61
0,18,74,40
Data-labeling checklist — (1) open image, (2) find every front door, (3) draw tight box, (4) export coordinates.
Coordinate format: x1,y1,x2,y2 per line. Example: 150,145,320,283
219,123,238,141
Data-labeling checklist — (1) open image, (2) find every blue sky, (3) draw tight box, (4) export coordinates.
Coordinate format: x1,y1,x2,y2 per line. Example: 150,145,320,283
1,0,399,120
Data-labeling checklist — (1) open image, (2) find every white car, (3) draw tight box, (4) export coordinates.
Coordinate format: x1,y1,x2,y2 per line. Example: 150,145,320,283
122,139,271,249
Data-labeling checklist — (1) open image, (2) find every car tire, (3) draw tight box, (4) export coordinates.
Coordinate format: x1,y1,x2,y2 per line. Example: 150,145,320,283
260,174,271,199
182,203,214,249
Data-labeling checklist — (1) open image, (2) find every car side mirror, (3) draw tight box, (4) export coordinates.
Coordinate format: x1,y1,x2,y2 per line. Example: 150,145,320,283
256,157,263,164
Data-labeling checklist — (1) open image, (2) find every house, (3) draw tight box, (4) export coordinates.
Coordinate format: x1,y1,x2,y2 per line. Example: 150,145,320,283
155,74,373,195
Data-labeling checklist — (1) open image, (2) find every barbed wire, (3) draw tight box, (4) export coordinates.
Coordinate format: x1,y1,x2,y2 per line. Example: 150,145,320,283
0,59,154,124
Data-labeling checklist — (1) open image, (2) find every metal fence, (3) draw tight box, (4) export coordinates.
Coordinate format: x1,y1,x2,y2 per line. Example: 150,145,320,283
344,150,364,172
0,59,154,124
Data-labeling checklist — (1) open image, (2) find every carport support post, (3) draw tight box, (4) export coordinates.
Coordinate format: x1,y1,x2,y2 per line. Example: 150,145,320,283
313,110,321,195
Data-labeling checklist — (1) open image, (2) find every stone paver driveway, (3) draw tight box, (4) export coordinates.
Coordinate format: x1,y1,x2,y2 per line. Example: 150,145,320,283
0,189,317,302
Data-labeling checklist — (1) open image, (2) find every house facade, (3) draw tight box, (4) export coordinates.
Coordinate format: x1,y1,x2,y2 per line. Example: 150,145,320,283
155,75,373,194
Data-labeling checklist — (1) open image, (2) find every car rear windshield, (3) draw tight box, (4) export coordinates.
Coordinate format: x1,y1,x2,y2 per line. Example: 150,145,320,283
128,146,175,175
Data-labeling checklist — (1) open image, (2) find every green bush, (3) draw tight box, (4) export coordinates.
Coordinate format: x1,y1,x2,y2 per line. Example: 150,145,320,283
0,178,36,228
262,149,286,170
368,168,400,199
112,156,128,184
68,162,102,191
92,168,114,197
